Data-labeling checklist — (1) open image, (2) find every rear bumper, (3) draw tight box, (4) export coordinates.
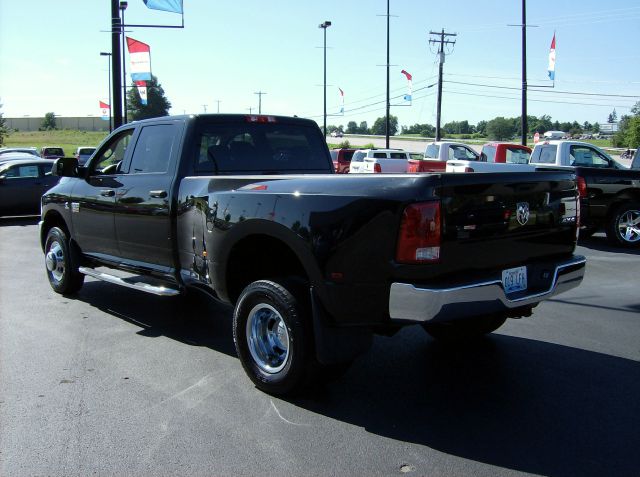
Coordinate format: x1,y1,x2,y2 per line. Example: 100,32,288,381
388,255,586,323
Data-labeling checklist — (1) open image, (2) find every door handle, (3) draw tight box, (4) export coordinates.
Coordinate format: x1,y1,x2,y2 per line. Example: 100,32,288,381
100,189,115,197
150,190,168,198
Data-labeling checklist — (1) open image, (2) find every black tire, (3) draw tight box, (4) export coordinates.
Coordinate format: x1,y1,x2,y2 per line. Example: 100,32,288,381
233,279,312,396
605,202,640,248
44,227,84,294
422,314,507,342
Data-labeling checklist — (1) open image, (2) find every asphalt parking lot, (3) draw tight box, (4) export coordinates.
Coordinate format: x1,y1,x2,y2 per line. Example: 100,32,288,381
1,217,639,477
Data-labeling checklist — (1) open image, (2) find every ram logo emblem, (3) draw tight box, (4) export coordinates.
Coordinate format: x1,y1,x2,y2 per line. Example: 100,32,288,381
516,202,530,225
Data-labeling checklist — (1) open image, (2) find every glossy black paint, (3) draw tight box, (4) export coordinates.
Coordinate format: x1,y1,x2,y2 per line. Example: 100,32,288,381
575,166,640,228
41,114,580,327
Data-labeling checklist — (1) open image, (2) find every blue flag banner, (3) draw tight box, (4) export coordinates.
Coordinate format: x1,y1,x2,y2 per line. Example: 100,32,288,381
143,0,183,14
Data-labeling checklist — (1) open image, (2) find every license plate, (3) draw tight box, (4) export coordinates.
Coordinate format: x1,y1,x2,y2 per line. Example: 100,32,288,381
502,266,527,294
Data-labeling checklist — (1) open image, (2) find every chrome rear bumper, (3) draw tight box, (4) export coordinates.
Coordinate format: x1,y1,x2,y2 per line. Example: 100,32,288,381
389,256,586,323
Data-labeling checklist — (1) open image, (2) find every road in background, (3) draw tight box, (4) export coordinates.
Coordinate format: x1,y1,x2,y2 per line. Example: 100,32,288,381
1,218,639,476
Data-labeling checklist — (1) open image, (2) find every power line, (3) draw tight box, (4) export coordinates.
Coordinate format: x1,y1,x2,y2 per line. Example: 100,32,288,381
444,80,639,98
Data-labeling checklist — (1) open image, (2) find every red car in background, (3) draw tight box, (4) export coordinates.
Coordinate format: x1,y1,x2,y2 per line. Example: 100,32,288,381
330,148,356,173
480,142,532,164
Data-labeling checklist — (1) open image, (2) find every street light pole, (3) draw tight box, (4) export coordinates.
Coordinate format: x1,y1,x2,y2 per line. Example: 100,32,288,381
319,20,331,138
120,1,128,124
100,52,113,132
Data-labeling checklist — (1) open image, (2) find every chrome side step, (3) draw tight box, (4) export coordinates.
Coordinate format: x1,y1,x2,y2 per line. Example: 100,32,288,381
79,266,181,297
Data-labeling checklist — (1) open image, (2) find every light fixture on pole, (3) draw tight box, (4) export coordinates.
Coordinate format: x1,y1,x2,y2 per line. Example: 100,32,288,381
119,1,128,124
100,52,113,132
318,20,331,138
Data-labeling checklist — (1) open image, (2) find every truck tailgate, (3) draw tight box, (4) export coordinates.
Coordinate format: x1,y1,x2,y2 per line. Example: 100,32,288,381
435,171,578,276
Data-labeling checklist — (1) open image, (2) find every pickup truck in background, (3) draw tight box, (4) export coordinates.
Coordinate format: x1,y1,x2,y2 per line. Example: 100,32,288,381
330,147,355,173
447,143,534,173
41,114,586,395
531,140,640,247
407,141,479,172
358,149,411,173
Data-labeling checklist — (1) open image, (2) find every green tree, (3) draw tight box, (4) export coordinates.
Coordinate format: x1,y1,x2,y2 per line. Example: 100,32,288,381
475,120,487,135
370,115,398,135
608,109,617,123
127,75,172,121
486,117,515,140
358,121,369,134
0,102,7,146
625,117,640,148
593,122,600,133
346,121,358,134
631,101,640,116
41,112,57,130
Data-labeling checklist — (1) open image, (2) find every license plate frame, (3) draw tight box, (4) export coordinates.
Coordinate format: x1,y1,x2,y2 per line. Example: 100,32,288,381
502,266,528,294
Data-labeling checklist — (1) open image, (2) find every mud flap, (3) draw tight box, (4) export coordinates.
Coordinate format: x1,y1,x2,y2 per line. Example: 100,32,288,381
310,286,373,365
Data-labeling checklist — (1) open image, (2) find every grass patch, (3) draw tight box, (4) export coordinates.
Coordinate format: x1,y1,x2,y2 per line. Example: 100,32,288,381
3,130,109,156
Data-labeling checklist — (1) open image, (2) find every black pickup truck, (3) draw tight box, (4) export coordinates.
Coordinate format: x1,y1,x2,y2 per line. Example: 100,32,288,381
531,140,640,247
41,114,586,395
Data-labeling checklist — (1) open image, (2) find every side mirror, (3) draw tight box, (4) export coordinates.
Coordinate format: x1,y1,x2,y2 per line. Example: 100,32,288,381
52,157,79,177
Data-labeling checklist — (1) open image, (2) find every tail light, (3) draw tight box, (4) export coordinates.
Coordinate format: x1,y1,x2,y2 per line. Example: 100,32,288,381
576,176,587,198
396,202,441,263
245,115,276,123
374,163,382,173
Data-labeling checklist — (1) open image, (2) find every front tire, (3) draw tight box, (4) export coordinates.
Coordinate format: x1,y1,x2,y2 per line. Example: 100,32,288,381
422,314,507,342
44,227,84,294
233,280,311,395
606,202,640,248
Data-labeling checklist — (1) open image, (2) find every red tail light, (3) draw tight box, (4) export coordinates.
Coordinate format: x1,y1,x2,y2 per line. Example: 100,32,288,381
374,163,382,173
576,176,587,198
396,202,441,263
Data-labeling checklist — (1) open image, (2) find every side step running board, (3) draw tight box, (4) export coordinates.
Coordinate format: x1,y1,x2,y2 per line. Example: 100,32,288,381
79,267,181,297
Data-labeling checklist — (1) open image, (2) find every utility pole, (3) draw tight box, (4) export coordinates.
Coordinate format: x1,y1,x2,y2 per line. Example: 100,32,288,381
520,0,527,146
385,0,390,148
111,0,123,129
202,104,208,113
247,107,253,114
254,91,266,114
429,29,456,141
215,100,221,113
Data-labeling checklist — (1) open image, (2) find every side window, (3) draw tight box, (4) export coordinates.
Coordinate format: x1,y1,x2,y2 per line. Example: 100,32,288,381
570,146,611,168
91,129,134,175
463,147,478,160
5,165,40,178
531,145,557,164
481,146,496,163
424,144,439,159
450,146,475,160
505,148,531,164
129,125,178,174
373,152,387,159
390,152,407,159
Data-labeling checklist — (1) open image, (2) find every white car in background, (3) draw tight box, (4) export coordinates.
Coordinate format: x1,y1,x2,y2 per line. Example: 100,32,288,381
348,149,410,174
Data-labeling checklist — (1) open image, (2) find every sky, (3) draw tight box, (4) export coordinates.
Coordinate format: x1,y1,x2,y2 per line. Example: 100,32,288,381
1,0,639,130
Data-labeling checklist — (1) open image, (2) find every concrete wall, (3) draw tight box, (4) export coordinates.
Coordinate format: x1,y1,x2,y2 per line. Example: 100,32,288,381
6,117,111,132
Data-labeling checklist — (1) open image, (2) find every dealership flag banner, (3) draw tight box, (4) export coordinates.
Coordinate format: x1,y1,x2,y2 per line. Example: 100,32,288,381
135,81,148,105
338,88,344,114
100,101,110,121
401,69,412,101
143,0,183,13
548,34,556,81
126,37,152,82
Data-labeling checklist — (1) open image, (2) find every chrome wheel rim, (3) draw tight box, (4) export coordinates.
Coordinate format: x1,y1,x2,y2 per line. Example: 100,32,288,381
617,209,640,243
246,303,290,374
45,240,65,284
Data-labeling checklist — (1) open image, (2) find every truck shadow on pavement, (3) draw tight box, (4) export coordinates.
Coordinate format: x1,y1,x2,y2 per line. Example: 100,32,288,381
293,328,640,477
74,281,237,358
579,233,640,255
69,281,639,477
0,216,40,227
